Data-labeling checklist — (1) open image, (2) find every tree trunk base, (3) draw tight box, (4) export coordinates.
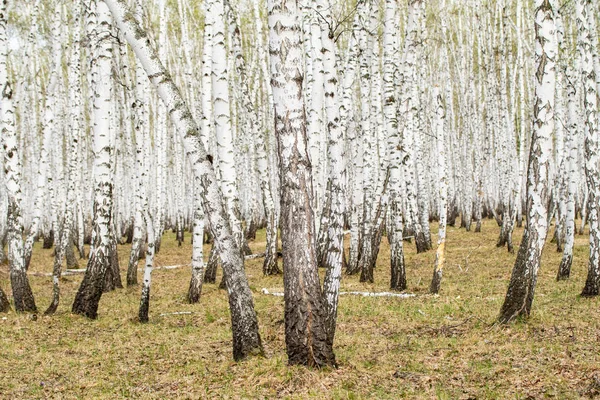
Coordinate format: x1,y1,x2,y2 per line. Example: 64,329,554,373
139,285,150,323
187,273,203,304
263,251,281,276
556,254,572,281
0,287,10,312
430,269,442,294
204,245,219,283
10,269,37,313
415,232,429,254
72,252,106,319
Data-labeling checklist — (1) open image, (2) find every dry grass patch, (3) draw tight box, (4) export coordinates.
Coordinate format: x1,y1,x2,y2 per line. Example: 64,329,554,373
0,220,599,398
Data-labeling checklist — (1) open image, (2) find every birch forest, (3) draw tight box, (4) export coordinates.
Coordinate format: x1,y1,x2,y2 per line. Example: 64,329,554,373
1,0,600,397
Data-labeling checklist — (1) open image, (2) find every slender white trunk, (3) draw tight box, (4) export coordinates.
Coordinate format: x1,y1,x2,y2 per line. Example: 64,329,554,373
430,87,447,294
578,0,600,296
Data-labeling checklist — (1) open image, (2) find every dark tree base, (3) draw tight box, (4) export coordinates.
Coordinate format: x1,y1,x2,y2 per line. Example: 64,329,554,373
263,252,281,276
243,240,252,256
390,254,406,292
11,270,37,313
126,238,141,287
0,287,10,313
415,232,429,254
245,219,258,241
285,297,337,368
43,230,54,249
72,252,106,319
581,278,600,297
187,274,203,304
104,240,123,292
430,268,442,294
139,286,150,323
556,255,572,281
498,230,537,324
44,298,58,316
204,245,219,283
125,224,134,244
66,244,79,269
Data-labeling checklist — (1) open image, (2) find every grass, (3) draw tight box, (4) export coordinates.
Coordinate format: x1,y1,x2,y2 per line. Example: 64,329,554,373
0,219,599,399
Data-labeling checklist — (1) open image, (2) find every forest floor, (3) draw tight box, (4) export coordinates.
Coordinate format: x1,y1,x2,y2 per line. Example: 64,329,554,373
1,219,599,399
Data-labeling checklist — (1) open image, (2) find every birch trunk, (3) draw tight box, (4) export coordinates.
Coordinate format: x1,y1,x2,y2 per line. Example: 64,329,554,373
268,0,336,367
383,0,406,291
45,1,83,314
430,87,447,294
1,0,37,313
187,188,205,303
138,211,155,322
72,1,115,319
317,0,346,345
579,0,600,297
498,0,556,323
0,286,9,312
557,64,579,280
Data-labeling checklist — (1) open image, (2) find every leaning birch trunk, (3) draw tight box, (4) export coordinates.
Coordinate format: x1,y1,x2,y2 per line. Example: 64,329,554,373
268,0,336,367
72,1,115,319
1,0,37,313
103,0,263,361
579,0,600,297
430,87,447,294
498,0,556,323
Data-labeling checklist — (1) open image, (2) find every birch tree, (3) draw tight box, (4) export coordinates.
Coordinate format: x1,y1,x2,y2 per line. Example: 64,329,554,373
103,0,264,361
72,0,117,319
498,0,556,323
268,0,336,367
578,0,600,297
430,86,447,294
1,0,37,313
45,0,84,315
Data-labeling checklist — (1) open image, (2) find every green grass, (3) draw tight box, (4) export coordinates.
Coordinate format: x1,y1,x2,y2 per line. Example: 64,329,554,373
0,219,599,398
